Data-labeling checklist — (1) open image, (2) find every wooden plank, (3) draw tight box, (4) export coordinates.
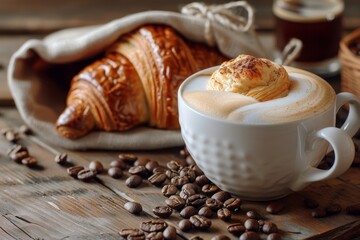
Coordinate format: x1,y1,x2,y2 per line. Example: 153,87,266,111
0,107,359,240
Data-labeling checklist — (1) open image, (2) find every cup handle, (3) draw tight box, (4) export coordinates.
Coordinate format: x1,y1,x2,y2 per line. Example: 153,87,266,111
290,127,354,191
335,92,360,137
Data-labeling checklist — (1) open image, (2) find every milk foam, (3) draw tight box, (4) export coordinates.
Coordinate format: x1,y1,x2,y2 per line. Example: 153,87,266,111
183,67,335,124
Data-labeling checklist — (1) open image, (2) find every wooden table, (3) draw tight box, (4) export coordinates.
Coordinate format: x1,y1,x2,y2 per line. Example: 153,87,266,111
0,1,359,239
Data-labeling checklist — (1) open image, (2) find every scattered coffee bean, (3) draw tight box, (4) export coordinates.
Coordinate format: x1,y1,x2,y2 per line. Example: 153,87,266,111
217,208,232,221
195,175,210,186
163,225,177,240
185,155,196,166
153,206,173,218
190,164,204,176
153,166,167,174
165,169,179,179
118,153,137,164
205,198,223,210
145,160,159,173
266,201,285,214
326,203,342,215
110,159,128,170
186,194,207,207
148,173,167,187
179,219,192,232
77,169,97,181
202,184,219,195
10,150,29,163
54,153,68,165
239,231,260,240
165,195,186,210
89,160,104,174
19,125,31,135
167,160,182,171
211,235,230,240
171,175,190,188
262,222,278,234
140,219,167,232
223,197,242,212
303,197,319,209
128,231,145,240
179,167,196,182
21,156,38,167
189,215,212,230
346,203,360,215
67,166,84,178
126,175,143,188
146,231,163,240
311,208,327,218
198,206,213,218
267,233,282,240
182,183,198,193
5,130,20,142
180,206,197,219
212,191,231,203
162,184,177,197
246,210,262,220
124,201,143,215
129,165,148,177
180,188,196,200
134,158,150,166
107,167,123,179
119,228,143,237
227,223,246,236
244,218,259,231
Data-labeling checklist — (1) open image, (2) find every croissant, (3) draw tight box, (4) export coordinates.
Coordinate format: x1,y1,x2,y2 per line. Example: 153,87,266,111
56,25,228,139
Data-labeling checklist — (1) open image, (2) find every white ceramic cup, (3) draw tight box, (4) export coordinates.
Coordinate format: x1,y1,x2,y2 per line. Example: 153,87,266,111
178,66,360,201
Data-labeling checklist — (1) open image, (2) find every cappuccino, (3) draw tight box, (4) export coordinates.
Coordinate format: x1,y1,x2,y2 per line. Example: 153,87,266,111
183,66,335,124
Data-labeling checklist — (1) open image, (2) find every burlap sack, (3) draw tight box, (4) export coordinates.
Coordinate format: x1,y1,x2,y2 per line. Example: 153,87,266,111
8,1,268,150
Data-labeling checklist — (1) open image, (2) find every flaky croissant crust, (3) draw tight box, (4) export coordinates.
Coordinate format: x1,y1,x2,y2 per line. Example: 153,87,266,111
56,24,228,139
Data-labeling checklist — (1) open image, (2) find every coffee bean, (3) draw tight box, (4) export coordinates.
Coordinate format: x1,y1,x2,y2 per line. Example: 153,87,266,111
165,195,185,210
124,201,143,215
190,236,203,240
54,153,68,165
19,125,31,135
179,219,192,232
148,173,167,187
186,194,207,207
180,206,197,219
7,144,27,156
239,231,260,240
140,219,167,232
266,201,285,214
167,160,182,171
128,231,145,240
267,233,282,240
77,169,97,181
303,198,319,209
217,208,232,221
179,167,196,182
182,183,198,193
246,210,262,220
185,155,196,166
21,156,38,167
205,198,223,210
262,222,278,234
162,184,177,197
198,206,213,218
227,223,246,236
165,169,179,179
244,218,259,231
129,166,148,177
119,228,143,237
118,153,137,164
171,176,190,188
10,150,29,163
134,158,151,166
153,166,167,174
5,130,20,142
179,188,196,200
190,164,204,176
126,175,143,188
180,147,189,158
153,206,172,218
346,203,360,215
145,160,159,173
195,175,210,187
189,215,211,230
146,231,163,240
224,197,242,212
89,160,104,174
212,191,231,203
110,159,128,170
311,208,327,218
163,225,177,240
326,203,342,215
67,166,84,178
211,235,230,240
107,167,123,179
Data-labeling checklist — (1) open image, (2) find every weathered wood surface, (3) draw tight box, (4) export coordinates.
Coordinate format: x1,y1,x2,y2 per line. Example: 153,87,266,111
0,108,359,240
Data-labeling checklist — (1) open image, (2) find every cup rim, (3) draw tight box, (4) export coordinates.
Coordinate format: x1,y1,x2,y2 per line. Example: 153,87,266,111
178,65,336,127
